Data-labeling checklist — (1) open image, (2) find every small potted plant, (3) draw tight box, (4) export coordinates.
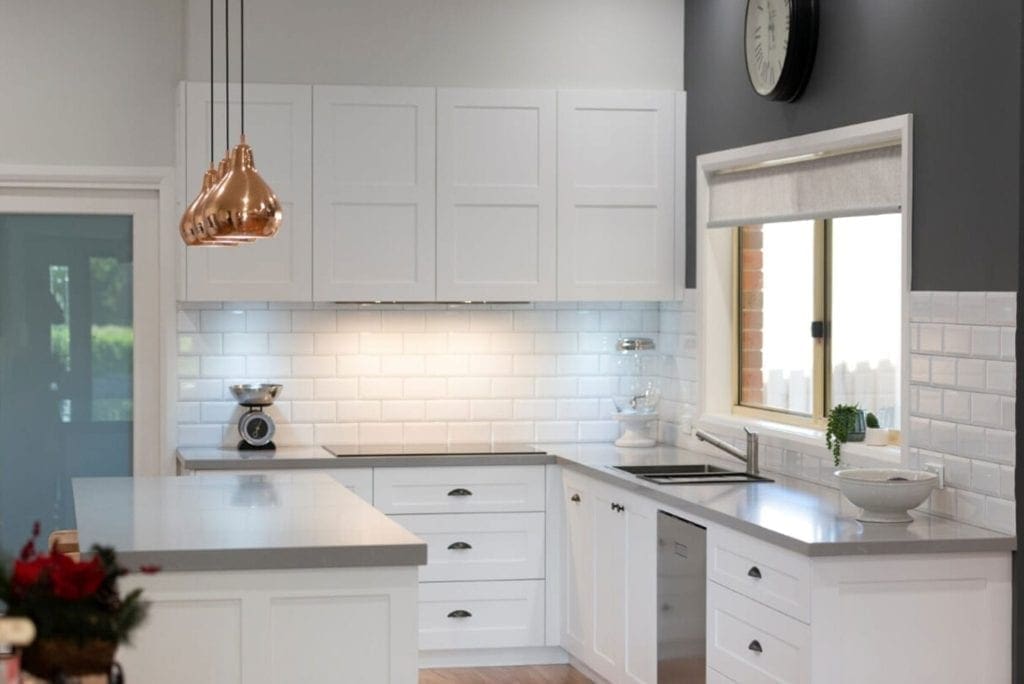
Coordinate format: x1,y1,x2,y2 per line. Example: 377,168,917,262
863,412,890,446
825,404,866,466
0,523,156,680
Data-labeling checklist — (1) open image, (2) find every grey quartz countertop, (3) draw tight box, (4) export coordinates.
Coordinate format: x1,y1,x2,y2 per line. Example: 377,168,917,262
73,473,427,572
174,443,1015,557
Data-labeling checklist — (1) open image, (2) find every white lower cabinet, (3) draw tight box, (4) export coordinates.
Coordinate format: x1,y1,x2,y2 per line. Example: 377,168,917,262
391,512,545,582
418,580,546,650
562,468,657,684
707,582,811,683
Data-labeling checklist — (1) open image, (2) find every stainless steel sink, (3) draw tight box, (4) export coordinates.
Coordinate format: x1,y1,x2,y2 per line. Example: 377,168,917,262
614,464,773,484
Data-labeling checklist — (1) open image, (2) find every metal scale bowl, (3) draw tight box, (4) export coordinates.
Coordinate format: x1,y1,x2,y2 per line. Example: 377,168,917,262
229,383,282,450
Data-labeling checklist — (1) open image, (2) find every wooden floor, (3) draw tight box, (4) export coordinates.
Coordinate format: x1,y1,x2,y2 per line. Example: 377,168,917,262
419,664,592,684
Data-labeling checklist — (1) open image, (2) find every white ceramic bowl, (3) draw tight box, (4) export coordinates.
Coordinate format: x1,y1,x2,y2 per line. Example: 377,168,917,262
834,468,937,523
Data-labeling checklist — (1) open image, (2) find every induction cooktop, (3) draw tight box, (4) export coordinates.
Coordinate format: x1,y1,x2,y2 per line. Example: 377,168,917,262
324,443,546,457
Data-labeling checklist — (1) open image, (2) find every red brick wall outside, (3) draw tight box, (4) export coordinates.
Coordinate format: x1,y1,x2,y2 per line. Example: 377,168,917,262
739,226,764,406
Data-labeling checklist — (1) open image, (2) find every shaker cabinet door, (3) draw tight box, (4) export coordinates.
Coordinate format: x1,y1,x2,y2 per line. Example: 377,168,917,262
183,82,313,301
436,88,557,301
313,86,436,301
557,90,676,301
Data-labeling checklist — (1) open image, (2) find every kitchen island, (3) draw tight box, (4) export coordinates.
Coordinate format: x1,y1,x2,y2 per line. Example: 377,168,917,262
73,473,426,684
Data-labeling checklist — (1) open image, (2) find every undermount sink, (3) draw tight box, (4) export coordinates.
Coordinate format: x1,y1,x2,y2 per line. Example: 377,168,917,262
614,464,773,485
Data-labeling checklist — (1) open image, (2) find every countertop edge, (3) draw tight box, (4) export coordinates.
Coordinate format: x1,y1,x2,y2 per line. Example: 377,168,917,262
101,543,428,573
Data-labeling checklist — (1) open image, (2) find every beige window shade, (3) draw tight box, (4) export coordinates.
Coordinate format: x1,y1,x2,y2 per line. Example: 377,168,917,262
707,144,902,228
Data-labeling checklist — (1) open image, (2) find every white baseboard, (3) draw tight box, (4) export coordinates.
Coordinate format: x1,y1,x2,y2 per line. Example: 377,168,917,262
418,646,569,669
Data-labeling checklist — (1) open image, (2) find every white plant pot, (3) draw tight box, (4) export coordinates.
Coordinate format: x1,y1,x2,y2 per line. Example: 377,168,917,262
864,427,890,446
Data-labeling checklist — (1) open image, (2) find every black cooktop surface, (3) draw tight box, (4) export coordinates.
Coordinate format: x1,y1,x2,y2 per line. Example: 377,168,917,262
324,443,546,457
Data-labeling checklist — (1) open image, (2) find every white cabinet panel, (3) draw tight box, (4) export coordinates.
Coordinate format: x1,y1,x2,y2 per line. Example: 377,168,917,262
707,582,811,684
373,465,546,514
313,86,435,301
709,525,811,623
437,89,556,301
557,90,676,300
419,580,546,650
183,83,313,301
392,512,545,582
226,468,373,504
561,472,593,661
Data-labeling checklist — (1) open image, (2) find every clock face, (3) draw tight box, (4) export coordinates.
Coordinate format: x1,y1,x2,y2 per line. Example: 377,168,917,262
745,0,792,96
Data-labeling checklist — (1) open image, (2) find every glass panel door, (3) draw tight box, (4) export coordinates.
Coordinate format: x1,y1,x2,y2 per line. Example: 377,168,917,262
0,214,134,551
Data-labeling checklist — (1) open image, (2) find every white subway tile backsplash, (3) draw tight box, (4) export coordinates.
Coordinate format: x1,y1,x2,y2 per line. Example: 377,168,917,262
246,310,292,332
292,310,337,332
223,333,268,355
905,291,1016,534
175,293,1013,534
200,309,247,332
245,356,291,377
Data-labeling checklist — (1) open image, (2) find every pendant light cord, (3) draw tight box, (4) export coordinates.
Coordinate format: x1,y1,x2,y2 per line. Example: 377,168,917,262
209,0,214,164
224,0,230,153
240,0,245,136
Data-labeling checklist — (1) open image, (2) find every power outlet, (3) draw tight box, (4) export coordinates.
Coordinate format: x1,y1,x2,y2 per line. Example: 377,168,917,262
923,462,945,489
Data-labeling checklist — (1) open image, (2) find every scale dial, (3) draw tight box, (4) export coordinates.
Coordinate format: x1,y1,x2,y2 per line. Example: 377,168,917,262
238,411,275,447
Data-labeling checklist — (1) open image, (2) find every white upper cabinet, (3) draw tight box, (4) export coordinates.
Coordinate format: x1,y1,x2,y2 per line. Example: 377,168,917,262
183,83,313,301
437,89,557,301
313,86,436,302
557,90,676,301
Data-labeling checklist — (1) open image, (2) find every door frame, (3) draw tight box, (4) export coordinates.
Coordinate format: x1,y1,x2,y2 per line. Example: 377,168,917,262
0,165,177,475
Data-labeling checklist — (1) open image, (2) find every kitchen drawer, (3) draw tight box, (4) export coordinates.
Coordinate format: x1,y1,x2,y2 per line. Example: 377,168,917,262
707,582,811,684
373,466,545,514
418,580,546,650
392,512,545,582
708,525,810,622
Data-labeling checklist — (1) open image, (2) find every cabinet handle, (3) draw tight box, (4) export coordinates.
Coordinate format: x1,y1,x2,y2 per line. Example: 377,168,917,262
747,566,762,579
611,502,625,513
570,493,581,503
447,610,472,619
748,639,763,654
447,541,472,550
447,488,473,497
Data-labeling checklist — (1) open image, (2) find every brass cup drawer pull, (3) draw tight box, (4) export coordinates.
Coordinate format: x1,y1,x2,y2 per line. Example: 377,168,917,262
447,541,473,550
447,610,472,619
747,566,762,579
447,488,473,497
748,639,763,654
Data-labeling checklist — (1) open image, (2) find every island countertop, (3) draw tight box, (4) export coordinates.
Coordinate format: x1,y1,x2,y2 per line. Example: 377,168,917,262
175,443,1015,557
73,473,427,572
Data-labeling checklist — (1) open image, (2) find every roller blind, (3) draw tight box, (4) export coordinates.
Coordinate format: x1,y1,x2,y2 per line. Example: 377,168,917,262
707,144,902,228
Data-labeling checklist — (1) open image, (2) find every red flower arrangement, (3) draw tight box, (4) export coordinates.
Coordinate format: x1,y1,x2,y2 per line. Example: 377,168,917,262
0,523,157,677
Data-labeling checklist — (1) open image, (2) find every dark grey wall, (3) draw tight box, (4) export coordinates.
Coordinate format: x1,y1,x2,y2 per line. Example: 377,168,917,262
685,0,1021,291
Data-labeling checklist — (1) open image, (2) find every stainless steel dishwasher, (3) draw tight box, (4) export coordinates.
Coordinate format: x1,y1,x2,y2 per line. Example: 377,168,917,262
657,511,706,683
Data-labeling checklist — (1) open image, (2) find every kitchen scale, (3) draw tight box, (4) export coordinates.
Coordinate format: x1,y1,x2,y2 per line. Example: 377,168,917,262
229,384,282,450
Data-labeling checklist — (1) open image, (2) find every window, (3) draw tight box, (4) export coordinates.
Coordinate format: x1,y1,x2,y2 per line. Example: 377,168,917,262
736,213,902,431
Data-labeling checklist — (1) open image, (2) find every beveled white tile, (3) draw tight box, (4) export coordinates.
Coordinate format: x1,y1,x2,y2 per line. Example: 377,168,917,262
292,355,336,377
246,310,292,333
223,333,268,355
200,309,247,332
470,399,513,421
267,333,315,355
447,422,492,443
292,310,337,333
315,333,360,355
201,356,245,378
337,400,381,422
245,356,291,377
402,422,448,444
469,310,514,332
314,423,359,445
382,400,425,422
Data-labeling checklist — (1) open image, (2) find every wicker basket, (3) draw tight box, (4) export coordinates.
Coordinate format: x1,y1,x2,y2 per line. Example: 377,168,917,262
20,637,116,679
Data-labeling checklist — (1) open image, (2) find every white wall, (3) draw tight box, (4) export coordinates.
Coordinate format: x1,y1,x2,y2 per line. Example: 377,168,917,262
0,0,185,167
184,0,685,89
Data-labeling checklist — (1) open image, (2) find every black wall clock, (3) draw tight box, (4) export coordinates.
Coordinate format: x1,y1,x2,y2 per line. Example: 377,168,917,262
744,0,818,102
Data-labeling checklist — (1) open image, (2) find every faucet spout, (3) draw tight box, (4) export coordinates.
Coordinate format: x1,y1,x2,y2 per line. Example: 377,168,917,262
695,427,760,476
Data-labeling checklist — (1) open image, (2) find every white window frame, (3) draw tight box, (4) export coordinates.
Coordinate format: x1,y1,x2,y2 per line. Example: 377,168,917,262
694,115,912,464
0,165,177,475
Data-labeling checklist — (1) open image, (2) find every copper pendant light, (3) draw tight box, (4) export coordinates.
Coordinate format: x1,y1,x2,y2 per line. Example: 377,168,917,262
180,0,279,246
198,0,282,243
